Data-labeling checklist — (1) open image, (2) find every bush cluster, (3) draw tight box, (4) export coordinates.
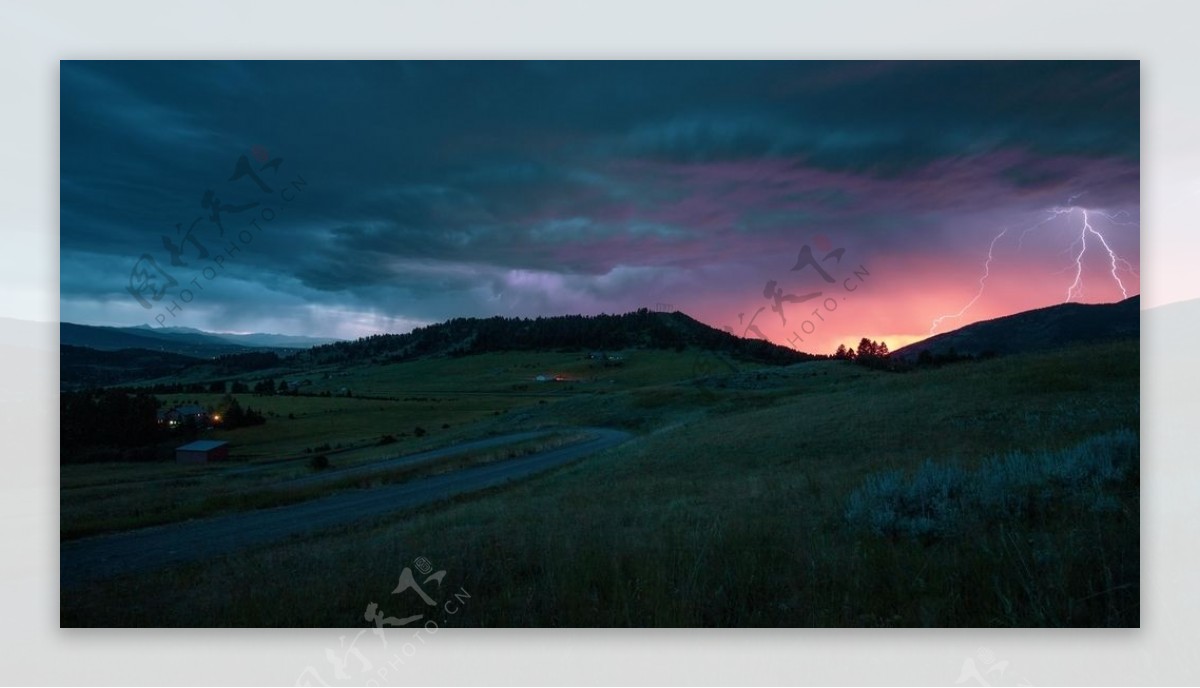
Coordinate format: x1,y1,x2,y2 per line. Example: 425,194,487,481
844,429,1138,540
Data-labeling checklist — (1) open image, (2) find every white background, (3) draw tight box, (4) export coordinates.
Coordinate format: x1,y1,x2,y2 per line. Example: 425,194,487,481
0,1,1195,684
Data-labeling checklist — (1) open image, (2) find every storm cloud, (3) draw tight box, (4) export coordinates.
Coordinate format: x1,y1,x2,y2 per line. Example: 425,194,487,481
60,60,1139,353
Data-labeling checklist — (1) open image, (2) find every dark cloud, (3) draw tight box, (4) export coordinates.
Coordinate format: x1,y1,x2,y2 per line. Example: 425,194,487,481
60,60,1139,345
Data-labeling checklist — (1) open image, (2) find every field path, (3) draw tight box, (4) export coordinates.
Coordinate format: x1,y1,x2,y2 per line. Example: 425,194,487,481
61,427,631,588
225,428,555,485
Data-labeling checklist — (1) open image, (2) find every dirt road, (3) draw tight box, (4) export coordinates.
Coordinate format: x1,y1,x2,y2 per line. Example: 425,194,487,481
60,427,631,588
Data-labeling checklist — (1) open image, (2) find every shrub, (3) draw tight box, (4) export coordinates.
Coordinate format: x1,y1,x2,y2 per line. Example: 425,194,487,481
844,429,1138,541
379,434,397,446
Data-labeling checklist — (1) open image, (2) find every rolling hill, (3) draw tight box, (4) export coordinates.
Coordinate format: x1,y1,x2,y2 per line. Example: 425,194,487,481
295,309,815,367
60,345,202,389
60,309,816,389
892,295,1140,361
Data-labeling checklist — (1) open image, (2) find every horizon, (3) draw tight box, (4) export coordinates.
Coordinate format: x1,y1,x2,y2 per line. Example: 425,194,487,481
58,291,1140,356
61,61,1139,354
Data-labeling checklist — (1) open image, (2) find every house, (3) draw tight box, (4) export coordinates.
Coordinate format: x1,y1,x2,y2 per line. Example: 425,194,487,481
175,440,230,464
586,352,625,367
158,404,209,427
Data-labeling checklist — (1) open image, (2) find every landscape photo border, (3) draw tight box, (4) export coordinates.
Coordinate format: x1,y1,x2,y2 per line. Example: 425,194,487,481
62,65,1135,636
18,1,1188,684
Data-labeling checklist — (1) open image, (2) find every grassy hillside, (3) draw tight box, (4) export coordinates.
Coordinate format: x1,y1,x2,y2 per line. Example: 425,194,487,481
63,309,810,391
292,309,813,366
893,295,1139,360
60,349,764,537
61,345,202,390
62,338,1138,627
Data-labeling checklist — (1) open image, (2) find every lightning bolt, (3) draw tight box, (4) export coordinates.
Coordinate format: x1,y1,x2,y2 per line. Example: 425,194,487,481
1067,208,1129,301
1017,205,1074,250
1064,212,1089,302
930,194,1138,334
1091,209,1141,278
930,227,1007,335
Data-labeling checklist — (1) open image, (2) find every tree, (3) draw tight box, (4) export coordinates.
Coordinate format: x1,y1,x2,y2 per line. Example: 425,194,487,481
241,405,266,426
213,395,265,429
852,338,897,371
856,338,877,359
222,396,245,426
60,389,164,462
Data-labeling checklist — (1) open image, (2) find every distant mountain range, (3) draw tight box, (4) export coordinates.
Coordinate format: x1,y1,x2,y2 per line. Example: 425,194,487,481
60,322,341,358
892,295,1139,361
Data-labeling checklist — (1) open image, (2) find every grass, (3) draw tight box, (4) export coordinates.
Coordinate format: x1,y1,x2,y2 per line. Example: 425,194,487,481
844,429,1138,541
60,430,585,540
60,340,1139,627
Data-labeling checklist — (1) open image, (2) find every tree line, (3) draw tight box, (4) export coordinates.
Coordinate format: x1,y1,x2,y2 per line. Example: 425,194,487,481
60,389,266,463
832,338,991,372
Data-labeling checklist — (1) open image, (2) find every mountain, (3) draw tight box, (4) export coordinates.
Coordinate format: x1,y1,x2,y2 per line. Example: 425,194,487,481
1143,296,1200,347
298,309,813,366
209,332,341,349
892,296,1140,361
135,326,340,349
61,323,340,358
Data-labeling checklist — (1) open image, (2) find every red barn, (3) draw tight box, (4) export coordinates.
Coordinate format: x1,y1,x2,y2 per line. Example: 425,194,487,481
175,440,230,464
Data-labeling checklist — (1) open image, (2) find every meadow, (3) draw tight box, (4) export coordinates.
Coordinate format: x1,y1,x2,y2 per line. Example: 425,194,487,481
60,340,1138,627
60,349,725,538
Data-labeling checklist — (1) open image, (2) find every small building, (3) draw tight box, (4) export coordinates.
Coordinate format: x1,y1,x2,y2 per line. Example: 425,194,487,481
159,404,209,427
175,440,230,464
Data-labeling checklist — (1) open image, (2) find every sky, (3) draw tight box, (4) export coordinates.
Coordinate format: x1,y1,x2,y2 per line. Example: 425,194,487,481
60,60,1140,354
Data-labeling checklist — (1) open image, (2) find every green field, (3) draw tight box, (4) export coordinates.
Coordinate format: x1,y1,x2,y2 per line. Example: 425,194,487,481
61,341,1138,627
60,349,743,537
